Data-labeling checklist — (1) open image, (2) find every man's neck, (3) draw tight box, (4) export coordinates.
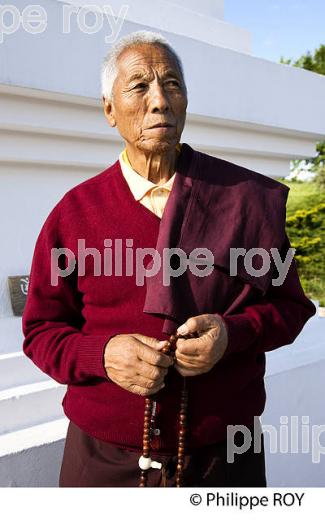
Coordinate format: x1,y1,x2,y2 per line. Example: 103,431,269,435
124,144,180,185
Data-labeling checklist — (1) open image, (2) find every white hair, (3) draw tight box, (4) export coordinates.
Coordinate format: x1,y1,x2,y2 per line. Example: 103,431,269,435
101,30,186,101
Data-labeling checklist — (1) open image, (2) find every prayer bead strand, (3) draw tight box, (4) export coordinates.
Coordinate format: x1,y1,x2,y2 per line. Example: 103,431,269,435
139,331,196,487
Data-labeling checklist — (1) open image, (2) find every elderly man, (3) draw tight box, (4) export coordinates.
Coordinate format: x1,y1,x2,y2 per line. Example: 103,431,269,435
22,31,315,487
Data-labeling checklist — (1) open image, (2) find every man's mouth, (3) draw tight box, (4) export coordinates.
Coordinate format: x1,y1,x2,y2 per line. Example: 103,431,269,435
149,123,174,129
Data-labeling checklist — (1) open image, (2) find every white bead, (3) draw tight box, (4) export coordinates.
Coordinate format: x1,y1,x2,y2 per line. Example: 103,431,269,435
138,456,151,470
138,455,162,470
151,460,162,469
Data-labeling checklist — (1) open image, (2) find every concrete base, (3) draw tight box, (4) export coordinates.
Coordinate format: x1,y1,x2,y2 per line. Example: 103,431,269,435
0,439,65,487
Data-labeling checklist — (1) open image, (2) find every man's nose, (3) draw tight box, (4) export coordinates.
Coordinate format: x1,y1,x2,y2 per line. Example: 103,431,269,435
149,82,170,113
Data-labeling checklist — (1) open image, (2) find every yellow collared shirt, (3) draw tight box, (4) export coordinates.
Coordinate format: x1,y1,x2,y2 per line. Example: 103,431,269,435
119,145,181,218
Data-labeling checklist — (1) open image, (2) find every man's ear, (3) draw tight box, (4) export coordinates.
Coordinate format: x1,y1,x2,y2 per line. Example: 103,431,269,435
102,96,116,127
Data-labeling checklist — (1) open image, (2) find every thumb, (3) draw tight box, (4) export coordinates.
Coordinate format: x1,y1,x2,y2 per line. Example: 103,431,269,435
177,314,214,336
132,333,169,351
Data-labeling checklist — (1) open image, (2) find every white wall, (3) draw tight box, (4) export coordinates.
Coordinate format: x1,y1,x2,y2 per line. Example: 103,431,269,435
263,362,325,486
1,1,324,135
54,0,241,51
262,307,325,486
0,439,65,487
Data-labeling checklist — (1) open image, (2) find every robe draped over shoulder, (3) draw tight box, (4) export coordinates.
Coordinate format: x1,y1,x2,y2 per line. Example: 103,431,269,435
143,143,290,335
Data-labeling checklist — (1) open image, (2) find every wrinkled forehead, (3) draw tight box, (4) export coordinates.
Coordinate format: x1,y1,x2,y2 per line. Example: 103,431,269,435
116,44,182,81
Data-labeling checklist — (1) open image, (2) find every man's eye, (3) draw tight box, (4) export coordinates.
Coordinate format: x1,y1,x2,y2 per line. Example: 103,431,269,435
133,83,147,90
166,80,180,87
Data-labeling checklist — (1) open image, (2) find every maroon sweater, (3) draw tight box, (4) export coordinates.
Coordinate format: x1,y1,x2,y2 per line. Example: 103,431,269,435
22,150,316,454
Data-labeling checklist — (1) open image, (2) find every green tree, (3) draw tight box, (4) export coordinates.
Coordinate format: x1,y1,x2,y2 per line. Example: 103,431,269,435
280,43,325,75
280,44,325,176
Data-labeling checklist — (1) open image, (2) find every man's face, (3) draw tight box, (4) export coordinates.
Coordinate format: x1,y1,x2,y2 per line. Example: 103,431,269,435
103,44,188,154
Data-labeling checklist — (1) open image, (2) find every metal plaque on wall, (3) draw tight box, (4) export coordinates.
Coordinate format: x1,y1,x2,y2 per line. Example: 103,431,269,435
8,275,30,316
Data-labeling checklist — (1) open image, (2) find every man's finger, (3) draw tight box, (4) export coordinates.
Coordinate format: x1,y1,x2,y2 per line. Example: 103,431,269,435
176,337,201,356
136,357,169,381
132,336,173,368
132,333,169,350
176,314,216,336
175,351,202,365
129,382,165,397
135,373,166,390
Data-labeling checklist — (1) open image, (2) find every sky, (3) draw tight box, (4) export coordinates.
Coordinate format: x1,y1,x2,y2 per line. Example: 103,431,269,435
224,0,325,63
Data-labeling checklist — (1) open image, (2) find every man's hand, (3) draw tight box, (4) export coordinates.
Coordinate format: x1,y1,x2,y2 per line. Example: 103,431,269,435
103,334,173,396
174,314,228,377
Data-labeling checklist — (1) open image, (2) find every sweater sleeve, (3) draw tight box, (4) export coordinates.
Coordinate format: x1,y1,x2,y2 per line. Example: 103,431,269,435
218,234,316,358
22,202,113,385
